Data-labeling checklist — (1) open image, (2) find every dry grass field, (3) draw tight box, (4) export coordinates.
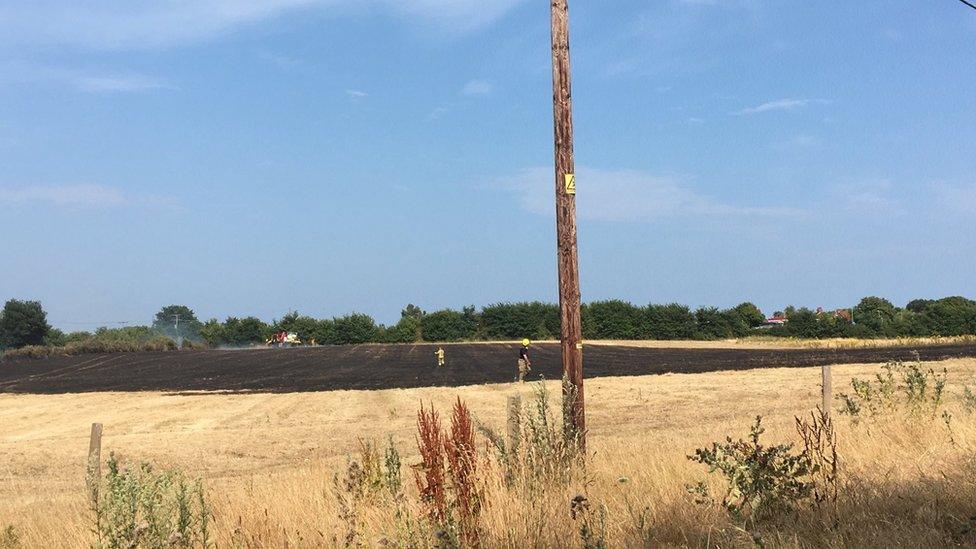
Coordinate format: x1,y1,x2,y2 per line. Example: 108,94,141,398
595,335,976,350
2,358,976,547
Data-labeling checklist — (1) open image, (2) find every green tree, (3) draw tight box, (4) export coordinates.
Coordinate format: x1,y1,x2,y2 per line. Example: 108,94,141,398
0,299,51,349
480,302,559,340
200,319,225,346
310,319,336,344
385,316,420,343
852,296,897,335
785,308,819,338
332,313,378,344
922,296,976,336
401,304,426,321
421,308,478,341
891,309,930,337
643,303,697,340
906,299,934,314
152,305,203,341
695,307,737,340
586,300,641,339
731,302,766,328
229,316,270,344
43,328,67,347
274,312,319,342
398,304,426,341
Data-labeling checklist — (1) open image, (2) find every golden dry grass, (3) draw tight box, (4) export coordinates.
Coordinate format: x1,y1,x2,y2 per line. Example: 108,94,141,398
589,335,976,349
407,336,976,350
2,358,976,547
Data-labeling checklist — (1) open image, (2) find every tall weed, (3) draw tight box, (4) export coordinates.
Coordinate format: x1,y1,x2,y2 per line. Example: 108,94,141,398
90,453,210,549
840,356,949,420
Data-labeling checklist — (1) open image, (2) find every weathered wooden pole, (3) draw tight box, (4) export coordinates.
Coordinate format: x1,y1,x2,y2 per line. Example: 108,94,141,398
821,364,832,414
87,422,103,503
550,0,585,448
88,423,103,471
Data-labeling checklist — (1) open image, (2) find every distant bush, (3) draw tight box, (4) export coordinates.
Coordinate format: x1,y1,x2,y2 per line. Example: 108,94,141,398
10,293,976,355
694,307,749,340
332,313,378,344
421,307,479,342
2,345,53,359
584,300,642,340
481,302,559,340
643,303,697,339
43,328,67,347
2,336,177,360
381,317,421,343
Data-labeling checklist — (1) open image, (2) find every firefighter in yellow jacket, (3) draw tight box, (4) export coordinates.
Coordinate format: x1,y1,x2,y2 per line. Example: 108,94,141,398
435,346,446,367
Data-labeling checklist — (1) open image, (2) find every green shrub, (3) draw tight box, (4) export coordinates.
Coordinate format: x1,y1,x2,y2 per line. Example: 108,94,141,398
43,328,67,347
840,357,948,420
90,453,210,549
688,416,815,523
477,379,581,490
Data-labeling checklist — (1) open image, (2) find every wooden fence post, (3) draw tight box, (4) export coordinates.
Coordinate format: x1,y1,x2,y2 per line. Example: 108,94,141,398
821,365,832,414
507,395,522,455
87,423,103,503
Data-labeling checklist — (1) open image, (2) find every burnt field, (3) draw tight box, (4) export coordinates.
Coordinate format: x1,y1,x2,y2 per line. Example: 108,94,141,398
2,342,975,394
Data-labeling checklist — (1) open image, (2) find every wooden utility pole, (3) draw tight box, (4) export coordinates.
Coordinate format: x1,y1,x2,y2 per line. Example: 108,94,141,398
550,0,585,447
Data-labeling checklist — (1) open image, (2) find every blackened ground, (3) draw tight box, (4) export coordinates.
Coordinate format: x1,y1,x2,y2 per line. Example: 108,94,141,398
1,343,974,395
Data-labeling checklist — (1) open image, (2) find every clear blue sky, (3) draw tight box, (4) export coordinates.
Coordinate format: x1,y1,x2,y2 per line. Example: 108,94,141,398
1,1,974,331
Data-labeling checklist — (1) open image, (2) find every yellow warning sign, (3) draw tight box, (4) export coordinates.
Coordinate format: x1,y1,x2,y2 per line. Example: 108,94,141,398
564,173,576,195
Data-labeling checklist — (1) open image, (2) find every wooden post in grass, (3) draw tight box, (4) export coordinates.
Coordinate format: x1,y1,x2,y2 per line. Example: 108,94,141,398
88,423,102,471
507,395,522,454
551,0,585,450
87,423,103,504
821,365,832,414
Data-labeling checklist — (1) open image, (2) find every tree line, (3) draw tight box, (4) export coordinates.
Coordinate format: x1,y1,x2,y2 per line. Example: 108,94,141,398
2,295,975,352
